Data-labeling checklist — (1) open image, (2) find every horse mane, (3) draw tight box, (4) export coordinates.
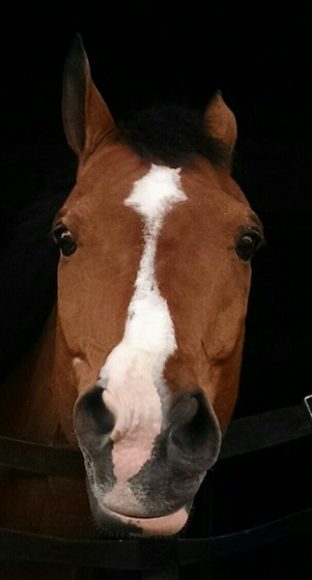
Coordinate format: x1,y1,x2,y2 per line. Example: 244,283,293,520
0,104,230,381
118,104,231,167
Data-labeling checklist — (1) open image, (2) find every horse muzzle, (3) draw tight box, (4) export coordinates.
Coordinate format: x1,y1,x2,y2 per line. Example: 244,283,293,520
74,386,221,536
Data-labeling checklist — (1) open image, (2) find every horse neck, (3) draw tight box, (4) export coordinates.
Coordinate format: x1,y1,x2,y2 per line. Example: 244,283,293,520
0,306,72,445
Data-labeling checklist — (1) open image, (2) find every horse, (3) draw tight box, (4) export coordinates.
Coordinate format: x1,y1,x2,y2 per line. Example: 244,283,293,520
0,34,263,579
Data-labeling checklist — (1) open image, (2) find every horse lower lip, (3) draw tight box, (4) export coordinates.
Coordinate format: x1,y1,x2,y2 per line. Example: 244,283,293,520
102,505,189,536
107,507,165,519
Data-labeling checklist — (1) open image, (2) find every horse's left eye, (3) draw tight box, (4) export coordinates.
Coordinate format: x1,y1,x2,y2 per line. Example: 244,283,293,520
52,226,77,256
235,229,263,261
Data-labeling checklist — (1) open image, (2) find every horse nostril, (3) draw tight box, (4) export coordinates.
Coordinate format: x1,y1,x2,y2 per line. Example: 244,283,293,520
74,385,115,439
167,390,221,469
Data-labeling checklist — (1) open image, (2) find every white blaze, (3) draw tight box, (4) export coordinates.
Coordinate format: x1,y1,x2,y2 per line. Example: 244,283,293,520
97,165,186,503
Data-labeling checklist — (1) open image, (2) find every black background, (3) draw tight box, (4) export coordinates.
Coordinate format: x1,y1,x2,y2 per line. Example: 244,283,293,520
0,2,311,578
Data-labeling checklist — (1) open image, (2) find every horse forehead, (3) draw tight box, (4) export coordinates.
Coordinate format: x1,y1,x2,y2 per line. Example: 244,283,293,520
73,148,246,226
180,161,247,206
79,146,212,200
124,163,186,218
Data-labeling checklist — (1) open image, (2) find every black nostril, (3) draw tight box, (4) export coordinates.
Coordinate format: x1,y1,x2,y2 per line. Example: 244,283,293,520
168,390,221,469
74,385,115,438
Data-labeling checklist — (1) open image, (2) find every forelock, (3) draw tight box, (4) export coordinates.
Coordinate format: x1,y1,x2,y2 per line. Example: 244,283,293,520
117,104,232,168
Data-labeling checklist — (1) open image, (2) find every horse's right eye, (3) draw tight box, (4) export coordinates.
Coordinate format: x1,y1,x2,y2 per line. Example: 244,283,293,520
52,226,77,256
235,229,263,261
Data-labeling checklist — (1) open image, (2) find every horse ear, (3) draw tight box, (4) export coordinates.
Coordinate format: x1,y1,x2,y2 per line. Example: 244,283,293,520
62,34,117,160
204,91,237,154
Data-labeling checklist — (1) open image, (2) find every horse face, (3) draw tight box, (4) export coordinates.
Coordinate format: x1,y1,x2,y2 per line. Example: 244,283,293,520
53,36,263,536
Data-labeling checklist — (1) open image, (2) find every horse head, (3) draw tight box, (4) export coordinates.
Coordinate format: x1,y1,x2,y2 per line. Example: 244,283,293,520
52,35,263,536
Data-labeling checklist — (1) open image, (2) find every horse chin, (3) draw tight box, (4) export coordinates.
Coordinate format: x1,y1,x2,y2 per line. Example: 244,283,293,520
89,494,190,537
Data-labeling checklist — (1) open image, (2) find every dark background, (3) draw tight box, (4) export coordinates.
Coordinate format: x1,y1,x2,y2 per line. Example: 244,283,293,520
0,3,311,578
